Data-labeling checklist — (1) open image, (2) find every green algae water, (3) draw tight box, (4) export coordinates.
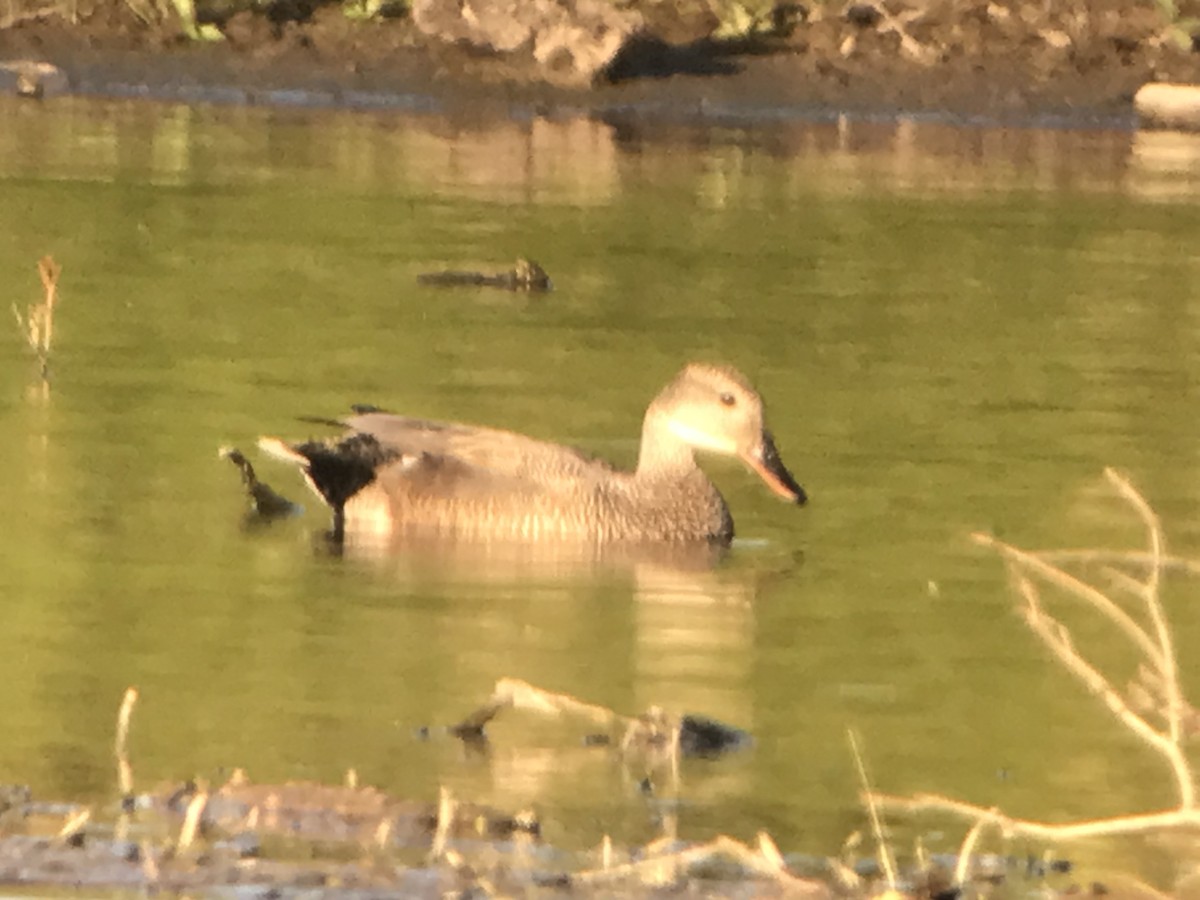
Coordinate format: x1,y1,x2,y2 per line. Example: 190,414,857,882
3,95,1200,889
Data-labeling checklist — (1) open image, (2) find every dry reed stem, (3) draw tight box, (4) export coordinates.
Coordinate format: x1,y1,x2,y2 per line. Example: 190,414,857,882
827,856,859,891
848,729,897,891
139,840,159,883
870,469,1200,840
373,817,392,850
115,687,138,798
12,256,60,381
429,786,454,861
757,831,787,871
177,790,208,852
56,808,91,840
951,809,994,887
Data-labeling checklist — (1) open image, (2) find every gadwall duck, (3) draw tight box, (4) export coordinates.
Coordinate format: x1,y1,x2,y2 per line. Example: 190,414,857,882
258,363,806,544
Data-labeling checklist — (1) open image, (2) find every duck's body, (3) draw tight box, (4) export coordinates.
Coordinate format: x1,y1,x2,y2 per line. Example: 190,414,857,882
260,363,805,544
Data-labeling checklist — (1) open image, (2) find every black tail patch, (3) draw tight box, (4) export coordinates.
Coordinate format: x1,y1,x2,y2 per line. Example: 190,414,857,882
292,432,403,510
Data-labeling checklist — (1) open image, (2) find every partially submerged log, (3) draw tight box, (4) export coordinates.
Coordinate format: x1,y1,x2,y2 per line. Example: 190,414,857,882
416,258,553,293
447,677,751,759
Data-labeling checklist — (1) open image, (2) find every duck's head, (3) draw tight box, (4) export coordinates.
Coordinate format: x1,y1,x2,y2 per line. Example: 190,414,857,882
648,363,807,505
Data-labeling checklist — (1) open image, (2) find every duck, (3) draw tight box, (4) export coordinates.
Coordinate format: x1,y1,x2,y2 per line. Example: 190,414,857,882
258,362,806,544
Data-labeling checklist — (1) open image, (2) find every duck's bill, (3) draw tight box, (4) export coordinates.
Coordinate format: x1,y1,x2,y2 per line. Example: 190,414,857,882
743,432,807,505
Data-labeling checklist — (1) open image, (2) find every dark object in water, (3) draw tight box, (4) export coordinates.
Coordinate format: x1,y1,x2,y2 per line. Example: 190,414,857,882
678,714,752,757
444,678,755,761
220,446,303,524
417,258,552,293
578,717,752,758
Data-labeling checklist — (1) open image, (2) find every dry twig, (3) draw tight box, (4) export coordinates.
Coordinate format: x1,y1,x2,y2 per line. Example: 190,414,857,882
869,468,1200,842
56,808,91,842
429,786,455,861
177,790,208,851
848,729,897,891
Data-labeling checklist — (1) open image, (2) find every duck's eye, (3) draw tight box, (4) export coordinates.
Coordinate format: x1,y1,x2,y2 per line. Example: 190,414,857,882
719,392,737,407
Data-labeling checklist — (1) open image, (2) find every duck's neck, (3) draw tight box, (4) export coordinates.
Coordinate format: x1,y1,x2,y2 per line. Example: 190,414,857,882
636,411,700,479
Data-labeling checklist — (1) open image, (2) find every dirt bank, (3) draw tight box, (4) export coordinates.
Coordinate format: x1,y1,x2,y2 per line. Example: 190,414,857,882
1,0,1198,124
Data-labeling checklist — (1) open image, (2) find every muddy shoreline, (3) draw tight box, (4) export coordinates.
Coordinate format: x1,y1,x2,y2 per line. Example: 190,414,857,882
3,0,1200,125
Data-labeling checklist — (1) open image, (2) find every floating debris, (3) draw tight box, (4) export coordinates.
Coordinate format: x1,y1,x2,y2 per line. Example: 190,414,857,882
416,258,552,292
445,677,751,760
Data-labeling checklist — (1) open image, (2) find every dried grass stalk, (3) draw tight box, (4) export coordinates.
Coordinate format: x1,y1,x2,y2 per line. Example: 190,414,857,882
177,790,208,851
429,786,455,861
12,255,60,381
115,687,138,799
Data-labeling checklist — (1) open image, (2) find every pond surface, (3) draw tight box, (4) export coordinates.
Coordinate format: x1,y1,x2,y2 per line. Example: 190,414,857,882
2,95,1200,889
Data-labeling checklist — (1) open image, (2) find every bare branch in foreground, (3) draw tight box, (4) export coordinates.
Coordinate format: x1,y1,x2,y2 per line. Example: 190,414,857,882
571,832,828,895
870,469,1200,841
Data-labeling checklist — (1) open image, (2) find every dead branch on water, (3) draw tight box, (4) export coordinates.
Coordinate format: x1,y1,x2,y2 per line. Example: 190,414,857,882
870,468,1200,840
450,677,748,764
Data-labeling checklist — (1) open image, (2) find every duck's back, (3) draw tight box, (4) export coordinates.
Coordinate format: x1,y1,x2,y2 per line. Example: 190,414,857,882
343,413,620,540
341,414,728,542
